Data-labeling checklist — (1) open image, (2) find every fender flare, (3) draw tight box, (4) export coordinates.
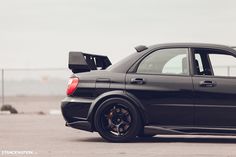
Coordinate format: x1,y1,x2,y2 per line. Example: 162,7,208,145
87,90,148,127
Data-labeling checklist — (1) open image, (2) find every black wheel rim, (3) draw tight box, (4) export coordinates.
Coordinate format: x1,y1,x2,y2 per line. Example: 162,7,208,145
100,104,132,136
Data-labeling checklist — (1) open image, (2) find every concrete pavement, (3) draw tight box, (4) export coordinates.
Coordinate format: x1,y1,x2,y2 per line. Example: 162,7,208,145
1,114,236,157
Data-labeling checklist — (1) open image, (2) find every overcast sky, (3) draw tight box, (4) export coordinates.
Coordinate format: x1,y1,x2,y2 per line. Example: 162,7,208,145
1,0,236,69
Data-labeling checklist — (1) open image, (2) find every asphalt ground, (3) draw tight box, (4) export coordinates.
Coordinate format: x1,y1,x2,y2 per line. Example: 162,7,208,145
1,114,236,157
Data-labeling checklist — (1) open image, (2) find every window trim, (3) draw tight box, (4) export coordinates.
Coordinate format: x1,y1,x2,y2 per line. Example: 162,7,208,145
130,48,191,76
191,49,214,76
206,53,215,76
191,47,236,78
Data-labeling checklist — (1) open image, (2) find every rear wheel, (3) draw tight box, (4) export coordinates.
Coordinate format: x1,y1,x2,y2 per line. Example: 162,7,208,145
94,98,142,142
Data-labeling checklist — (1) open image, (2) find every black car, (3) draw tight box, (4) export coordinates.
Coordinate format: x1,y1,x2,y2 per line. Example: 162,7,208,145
61,43,236,142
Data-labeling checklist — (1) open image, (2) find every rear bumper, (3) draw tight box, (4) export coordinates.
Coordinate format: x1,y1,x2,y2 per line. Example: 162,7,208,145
66,121,92,132
61,97,94,132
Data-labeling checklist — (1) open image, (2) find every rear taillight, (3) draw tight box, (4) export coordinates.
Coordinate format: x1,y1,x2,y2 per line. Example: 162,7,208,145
67,77,79,96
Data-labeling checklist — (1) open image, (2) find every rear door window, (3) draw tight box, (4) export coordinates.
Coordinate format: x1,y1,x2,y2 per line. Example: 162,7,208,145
136,48,189,75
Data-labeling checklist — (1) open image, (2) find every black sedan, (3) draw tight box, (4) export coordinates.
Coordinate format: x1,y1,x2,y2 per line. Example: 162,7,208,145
61,43,236,142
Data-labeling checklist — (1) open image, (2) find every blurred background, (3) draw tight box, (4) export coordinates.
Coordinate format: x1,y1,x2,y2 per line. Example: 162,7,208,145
0,0,236,113
0,68,70,113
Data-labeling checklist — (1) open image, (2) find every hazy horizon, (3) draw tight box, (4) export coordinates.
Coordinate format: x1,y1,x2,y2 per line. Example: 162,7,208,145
1,0,236,69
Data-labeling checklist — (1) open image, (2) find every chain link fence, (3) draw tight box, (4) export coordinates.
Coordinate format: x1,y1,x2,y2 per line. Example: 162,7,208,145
213,66,236,77
0,67,235,113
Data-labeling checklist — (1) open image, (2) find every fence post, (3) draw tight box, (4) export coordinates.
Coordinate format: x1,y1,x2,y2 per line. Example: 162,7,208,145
1,69,4,106
227,66,230,76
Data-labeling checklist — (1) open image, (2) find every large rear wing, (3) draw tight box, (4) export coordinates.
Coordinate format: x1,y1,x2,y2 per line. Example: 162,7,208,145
68,52,112,73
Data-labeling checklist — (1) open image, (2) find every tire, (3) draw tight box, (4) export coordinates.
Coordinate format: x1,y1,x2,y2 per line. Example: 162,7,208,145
94,98,142,142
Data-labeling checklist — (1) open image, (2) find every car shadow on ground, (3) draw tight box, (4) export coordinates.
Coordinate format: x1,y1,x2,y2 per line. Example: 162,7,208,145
77,136,236,144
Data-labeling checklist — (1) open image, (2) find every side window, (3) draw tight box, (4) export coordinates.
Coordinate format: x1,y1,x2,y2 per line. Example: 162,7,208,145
136,48,189,75
209,54,236,77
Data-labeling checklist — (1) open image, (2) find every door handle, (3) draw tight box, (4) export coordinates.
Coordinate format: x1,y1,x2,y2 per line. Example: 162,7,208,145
199,80,217,87
130,78,145,84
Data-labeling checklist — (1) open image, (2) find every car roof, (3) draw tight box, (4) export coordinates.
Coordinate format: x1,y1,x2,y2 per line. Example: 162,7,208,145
110,43,236,73
148,43,234,51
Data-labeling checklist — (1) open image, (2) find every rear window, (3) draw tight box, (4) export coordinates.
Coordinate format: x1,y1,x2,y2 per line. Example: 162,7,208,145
107,53,137,71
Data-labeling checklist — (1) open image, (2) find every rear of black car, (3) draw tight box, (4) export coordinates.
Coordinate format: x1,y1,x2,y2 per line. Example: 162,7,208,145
61,52,112,131
61,73,96,131
61,49,147,133
61,70,128,132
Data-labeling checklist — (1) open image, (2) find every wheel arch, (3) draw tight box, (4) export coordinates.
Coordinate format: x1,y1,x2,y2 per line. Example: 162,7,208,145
87,90,148,130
